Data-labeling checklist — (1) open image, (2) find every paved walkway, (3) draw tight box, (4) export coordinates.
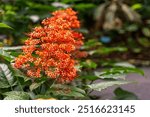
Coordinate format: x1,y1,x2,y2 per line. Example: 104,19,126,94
92,67,150,100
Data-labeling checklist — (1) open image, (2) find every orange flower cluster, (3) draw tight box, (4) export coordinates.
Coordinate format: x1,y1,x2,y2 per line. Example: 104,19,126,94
14,8,85,83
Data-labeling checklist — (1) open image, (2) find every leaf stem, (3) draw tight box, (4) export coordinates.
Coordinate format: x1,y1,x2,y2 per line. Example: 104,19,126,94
49,79,57,89
16,76,23,91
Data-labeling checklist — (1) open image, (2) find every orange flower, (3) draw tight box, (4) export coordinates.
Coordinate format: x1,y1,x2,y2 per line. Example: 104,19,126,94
14,8,85,83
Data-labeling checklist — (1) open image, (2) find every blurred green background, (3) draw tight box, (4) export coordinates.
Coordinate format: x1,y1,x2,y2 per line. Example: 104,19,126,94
0,0,150,65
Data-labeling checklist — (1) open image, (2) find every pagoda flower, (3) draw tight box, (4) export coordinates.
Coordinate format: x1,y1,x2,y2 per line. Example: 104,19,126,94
14,8,87,83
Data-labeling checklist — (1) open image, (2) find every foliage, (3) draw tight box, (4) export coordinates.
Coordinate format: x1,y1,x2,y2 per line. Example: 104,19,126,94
0,43,144,100
3,91,30,100
0,23,13,29
113,87,138,100
95,66,144,79
0,0,147,100
0,0,57,45
0,63,16,89
87,80,134,92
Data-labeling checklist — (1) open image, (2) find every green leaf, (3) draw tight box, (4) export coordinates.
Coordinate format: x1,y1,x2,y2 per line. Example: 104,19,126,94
28,91,36,100
48,84,86,98
142,28,150,37
26,1,56,11
0,23,13,29
113,62,135,68
62,0,81,3
13,68,30,82
87,80,133,92
95,67,144,80
114,87,138,100
79,75,98,80
0,64,16,88
0,80,12,88
35,95,55,100
131,3,142,10
75,65,82,72
94,71,126,80
54,84,86,94
10,51,22,57
3,91,30,100
125,24,138,32
83,39,102,49
30,81,45,91
132,48,141,53
1,46,23,51
92,47,127,55
74,3,96,12
138,37,150,47
0,49,14,62
80,60,97,69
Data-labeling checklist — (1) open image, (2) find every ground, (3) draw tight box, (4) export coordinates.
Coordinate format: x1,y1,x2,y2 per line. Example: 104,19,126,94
92,67,150,100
